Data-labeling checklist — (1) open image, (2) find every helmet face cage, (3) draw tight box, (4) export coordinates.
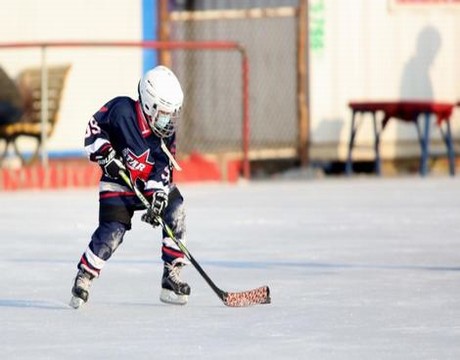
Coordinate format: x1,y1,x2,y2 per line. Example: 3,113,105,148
147,105,181,138
138,66,183,138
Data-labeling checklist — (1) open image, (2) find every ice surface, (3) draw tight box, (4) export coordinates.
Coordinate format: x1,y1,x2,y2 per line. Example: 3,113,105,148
1,176,460,359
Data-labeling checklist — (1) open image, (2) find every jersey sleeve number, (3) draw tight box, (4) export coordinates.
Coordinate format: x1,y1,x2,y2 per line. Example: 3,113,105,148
85,117,102,138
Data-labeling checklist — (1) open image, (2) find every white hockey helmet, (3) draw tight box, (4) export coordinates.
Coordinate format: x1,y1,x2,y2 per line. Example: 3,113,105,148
138,65,184,138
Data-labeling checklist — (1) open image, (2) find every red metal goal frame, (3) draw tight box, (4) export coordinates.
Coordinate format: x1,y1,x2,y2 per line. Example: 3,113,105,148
0,40,251,180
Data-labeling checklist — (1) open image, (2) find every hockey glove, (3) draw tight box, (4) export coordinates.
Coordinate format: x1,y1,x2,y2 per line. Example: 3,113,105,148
141,190,168,227
95,146,126,179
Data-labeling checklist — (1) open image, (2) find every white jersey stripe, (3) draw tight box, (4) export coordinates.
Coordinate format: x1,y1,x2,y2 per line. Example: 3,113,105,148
99,181,131,193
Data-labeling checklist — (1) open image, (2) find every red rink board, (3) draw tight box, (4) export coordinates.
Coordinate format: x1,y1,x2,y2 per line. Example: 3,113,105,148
0,153,241,190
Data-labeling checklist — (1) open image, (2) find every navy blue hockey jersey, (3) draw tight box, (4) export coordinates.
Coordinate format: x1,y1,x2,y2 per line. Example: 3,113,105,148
84,96,176,202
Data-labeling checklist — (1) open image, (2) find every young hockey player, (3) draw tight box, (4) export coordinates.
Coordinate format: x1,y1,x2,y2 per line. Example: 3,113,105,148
70,65,190,308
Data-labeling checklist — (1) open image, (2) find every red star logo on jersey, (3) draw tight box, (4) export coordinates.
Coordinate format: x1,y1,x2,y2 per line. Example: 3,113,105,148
124,149,153,184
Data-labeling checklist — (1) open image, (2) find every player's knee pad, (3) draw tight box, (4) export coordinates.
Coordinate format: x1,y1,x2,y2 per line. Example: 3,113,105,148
163,188,186,241
90,221,127,260
161,188,186,265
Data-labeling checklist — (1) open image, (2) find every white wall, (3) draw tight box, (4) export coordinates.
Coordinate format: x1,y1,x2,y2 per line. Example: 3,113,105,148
309,0,460,160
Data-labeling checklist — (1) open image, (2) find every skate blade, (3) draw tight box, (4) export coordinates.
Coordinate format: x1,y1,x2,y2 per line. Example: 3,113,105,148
69,296,85,309
160,289,188,305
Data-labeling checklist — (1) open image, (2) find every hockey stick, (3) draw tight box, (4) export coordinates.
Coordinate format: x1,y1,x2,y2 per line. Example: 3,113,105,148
119,171,271,307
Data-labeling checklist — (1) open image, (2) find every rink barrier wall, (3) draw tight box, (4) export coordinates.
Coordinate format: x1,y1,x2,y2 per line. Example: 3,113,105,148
0,153,241,190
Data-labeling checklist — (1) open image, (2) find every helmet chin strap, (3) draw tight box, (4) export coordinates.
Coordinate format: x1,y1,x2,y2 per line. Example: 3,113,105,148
160,139,182,171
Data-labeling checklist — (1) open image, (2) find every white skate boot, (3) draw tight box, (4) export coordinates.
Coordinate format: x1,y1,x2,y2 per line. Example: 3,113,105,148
69,269,94,309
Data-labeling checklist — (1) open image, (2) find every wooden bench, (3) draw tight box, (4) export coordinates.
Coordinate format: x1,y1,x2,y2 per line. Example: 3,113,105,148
0,64,71,166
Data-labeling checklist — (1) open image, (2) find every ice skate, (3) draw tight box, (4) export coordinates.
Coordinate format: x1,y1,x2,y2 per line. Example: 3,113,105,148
69,269,94,309
160,259,191,305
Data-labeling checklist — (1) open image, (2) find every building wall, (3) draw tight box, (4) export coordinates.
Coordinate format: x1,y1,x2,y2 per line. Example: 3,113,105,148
0,0,458,163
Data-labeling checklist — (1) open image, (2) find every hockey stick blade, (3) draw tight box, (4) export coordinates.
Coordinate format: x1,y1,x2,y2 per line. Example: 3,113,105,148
187,248,271,307
222,285,271,307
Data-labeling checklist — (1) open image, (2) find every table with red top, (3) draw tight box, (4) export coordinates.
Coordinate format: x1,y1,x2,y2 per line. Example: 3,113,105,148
346,101,456,176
